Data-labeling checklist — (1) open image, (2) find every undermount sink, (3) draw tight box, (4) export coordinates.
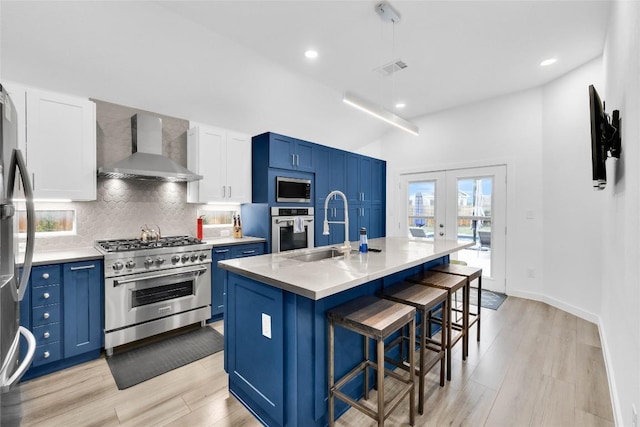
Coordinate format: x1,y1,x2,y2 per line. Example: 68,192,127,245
288,248,348,262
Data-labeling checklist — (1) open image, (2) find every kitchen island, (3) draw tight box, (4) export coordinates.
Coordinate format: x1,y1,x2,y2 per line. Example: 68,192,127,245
218,237,471,427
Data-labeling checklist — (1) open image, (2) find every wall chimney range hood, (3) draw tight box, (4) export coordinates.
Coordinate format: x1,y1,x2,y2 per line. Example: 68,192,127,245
98,113,202,182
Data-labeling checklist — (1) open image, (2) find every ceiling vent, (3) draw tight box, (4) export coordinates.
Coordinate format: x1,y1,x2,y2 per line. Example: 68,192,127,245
374,59,408,77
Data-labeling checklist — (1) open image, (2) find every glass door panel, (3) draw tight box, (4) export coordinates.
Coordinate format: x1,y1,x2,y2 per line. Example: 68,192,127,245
455,177,493,277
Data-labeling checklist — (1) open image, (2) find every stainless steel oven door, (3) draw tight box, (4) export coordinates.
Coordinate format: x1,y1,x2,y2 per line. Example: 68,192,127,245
104,263,211,332
271,215,314,253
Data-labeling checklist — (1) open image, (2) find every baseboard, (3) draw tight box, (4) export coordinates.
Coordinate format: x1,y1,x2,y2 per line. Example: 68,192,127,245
506,289,621,425
596,317,622,426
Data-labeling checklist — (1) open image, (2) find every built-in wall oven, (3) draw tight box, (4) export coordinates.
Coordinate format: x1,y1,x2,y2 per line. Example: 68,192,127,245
96,236,212,356
271,207,314,253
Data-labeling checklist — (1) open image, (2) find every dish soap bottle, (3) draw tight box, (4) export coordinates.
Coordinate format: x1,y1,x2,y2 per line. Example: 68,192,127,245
359,227,368,253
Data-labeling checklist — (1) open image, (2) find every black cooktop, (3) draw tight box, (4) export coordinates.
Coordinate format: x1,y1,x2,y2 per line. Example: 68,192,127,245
96,235,204,253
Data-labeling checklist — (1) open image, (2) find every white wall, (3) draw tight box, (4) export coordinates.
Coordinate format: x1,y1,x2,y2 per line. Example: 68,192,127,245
371,88,545,298
541,58,603,319
600,0,640,424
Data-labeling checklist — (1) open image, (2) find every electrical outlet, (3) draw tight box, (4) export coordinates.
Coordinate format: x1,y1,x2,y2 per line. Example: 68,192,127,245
632,404,637,427
526,268,535,278
261,313,272,339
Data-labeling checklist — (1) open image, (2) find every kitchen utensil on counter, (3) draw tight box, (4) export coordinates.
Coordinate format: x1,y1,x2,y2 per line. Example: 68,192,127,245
140,224,161,242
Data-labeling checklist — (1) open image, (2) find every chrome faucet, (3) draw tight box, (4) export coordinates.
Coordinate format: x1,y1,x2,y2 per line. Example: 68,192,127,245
323,190,350,252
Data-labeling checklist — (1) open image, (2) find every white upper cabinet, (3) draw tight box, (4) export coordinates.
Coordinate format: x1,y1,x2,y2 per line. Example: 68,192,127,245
5,82,96,200
187,125,251,204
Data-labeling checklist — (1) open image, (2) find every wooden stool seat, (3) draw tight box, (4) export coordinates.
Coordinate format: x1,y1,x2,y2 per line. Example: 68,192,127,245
382,282,448,414
406,271,467,381
431,263,482,344
327,295,416,426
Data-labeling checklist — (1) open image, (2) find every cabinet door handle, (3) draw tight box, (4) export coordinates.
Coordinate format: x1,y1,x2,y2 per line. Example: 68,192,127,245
222,185,226,198
43,312,50,319
291,154,295,165
228,186,231,198
32,173,35,190
42,273,50,279
43,292,50,299
242,250,256,255
70,264,95,271
43,331,50,339
43,351,50,359
296,154,300,166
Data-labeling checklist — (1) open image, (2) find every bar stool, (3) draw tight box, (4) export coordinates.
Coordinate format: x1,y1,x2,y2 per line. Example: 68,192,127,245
431,263,482,346
381,281,448,415
327,295,416,427
406,271,467,381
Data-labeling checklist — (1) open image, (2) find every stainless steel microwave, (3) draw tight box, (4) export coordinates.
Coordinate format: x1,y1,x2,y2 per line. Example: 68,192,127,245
276,176,311,203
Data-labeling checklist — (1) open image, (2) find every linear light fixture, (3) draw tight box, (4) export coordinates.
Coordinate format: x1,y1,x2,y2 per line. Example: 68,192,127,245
343,91,419,136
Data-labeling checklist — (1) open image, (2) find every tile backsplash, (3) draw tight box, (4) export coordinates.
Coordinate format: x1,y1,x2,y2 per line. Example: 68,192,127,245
31,99,233,252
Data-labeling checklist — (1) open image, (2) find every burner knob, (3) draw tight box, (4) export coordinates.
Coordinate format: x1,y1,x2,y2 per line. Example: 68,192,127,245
190,254,198,262
125,260,136,269
144,258,154,267
113,262,124,271
171,255,180,264
156,257,165,265
181,254,189,263
199,253,207,261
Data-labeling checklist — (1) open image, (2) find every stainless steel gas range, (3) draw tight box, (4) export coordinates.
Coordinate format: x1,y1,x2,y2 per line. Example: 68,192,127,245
95,236,212,356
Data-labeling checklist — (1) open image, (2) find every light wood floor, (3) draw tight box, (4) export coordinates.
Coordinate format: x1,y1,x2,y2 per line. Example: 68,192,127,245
18,296,614,426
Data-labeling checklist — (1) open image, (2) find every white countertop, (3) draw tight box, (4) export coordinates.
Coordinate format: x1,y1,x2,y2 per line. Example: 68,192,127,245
205,236,266,247
218,237,472,300
27,247,103,266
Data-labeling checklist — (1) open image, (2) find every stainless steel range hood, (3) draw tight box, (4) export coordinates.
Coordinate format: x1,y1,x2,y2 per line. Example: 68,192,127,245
98,113,202,182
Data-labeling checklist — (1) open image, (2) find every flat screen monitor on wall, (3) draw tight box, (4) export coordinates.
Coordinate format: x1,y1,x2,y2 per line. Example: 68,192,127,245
589,84,621,190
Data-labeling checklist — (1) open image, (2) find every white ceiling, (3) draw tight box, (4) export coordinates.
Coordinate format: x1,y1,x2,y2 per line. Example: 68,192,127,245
0,1,611,151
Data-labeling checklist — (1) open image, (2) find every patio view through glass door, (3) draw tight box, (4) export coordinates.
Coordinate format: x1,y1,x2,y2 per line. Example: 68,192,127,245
402,165,506,293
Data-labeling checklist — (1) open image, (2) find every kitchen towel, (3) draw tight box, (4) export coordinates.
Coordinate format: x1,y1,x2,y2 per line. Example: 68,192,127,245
293,216,305,234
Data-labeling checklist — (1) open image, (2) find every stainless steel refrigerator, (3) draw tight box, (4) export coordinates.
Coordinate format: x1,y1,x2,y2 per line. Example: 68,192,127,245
0,83,36,425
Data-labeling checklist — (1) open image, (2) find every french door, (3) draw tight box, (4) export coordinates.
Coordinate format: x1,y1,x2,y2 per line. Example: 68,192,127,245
401,165,506,293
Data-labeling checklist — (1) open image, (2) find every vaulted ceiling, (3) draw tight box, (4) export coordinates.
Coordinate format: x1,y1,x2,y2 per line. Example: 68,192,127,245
0,1,611,150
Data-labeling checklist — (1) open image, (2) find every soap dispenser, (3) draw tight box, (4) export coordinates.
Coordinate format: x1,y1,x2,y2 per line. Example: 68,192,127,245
359,227,368,253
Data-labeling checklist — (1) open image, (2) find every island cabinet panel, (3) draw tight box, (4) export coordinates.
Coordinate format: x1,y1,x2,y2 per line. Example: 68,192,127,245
211,242,265,321
226,274,285,427
224,256,448,426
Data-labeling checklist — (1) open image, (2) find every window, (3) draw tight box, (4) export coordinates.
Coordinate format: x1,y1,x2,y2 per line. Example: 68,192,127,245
197,209,236,227
18,209,76,236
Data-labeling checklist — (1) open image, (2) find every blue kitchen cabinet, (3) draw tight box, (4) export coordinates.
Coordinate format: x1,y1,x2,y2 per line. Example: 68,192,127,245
20,260,104,381
63,261,103,358
255,132,314,172
252,132,315,204
210,242,265,321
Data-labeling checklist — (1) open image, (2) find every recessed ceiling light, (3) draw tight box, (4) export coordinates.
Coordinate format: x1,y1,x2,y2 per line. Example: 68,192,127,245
304,50,318,59
395,102,406,109
540,58,557,67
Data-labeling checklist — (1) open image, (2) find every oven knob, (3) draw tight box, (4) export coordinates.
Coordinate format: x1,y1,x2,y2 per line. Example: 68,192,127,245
113,262,124,271
181,254,189,263
144,258,154,267
171,255,180,264
126,260,136,269
190,254,198,262
199,253,207,261
156,257,165,265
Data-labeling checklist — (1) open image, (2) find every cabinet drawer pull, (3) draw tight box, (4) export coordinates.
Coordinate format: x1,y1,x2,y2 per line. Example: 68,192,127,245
215,249,230,254
43,351,50,359
42,273,50,279
70,264,95,271
43,292,50,299
43,331,50,339
43,312,50,320
242,250,256,255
